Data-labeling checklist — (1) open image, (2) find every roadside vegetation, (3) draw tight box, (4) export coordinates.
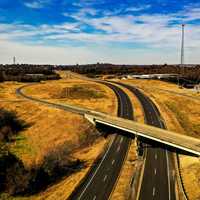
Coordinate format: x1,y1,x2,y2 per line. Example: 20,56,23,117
0,76,117,199
0,65,60,82
55,64,200,84
53,84,106,99
0,109,28,142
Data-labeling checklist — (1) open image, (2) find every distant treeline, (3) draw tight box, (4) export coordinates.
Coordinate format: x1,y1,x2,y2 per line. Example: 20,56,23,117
55,63,200,83
0,64,60,82
1,63,200,83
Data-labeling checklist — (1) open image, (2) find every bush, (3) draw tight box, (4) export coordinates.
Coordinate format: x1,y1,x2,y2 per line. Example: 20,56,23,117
0,109,29,142
0,141,86,196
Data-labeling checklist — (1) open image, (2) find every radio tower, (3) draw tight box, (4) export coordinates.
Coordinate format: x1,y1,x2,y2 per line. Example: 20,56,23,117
13,56,16,65
178,24,185,87
181,24,185,66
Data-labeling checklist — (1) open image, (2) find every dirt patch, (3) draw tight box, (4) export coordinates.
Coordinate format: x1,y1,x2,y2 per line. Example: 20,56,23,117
51,84,106,99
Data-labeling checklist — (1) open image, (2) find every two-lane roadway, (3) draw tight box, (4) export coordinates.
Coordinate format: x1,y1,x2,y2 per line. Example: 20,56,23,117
113,82,176,200
68,82,134,200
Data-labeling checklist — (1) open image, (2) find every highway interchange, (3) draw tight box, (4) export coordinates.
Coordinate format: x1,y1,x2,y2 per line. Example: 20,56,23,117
17,79,178,200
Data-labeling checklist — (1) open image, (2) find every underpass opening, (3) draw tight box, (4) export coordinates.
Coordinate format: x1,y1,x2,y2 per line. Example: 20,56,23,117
95,122,199,157
95,122,136,139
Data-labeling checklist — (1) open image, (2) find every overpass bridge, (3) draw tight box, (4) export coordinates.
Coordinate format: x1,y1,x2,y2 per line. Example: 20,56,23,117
17,83,200,157
85,111,200,156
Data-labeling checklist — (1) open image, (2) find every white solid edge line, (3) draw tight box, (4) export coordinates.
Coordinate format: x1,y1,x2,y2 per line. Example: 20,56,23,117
117,145,121,152
112,159,115,165
103,175,108,182
166,150,171,200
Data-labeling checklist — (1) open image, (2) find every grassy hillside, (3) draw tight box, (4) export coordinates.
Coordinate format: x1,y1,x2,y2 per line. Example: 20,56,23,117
0,77,117,199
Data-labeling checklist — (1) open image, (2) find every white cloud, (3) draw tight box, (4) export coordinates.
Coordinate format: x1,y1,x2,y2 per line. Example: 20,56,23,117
1,4,200,64
0,40,97,64
0,22,80,41
0,39,183,65
24,0,48,9
125,5,151,12
182,7,200,21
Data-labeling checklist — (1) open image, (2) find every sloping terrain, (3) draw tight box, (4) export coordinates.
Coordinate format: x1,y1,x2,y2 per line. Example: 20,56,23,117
0,78,117,199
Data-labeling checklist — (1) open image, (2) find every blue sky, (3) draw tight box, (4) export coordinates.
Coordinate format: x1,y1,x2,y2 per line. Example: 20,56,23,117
0,0,200,64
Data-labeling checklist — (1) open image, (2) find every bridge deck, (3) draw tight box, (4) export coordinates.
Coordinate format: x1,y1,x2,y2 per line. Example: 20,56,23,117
85,112,200,156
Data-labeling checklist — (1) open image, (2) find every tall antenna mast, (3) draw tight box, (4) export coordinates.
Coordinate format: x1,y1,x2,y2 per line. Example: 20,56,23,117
178,24,185,87
13,56,16,65
181,24,185,66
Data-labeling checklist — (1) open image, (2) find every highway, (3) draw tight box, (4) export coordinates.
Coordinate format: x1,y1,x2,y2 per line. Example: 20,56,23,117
17,80,199,200
113,82,176,200
68,83,134,200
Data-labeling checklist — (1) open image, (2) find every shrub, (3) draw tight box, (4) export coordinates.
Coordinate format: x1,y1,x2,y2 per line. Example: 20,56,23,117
0,109,29,142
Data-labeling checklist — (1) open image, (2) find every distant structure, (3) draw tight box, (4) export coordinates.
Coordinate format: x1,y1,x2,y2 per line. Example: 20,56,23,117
178,24,185,87
13,56,16,65
181,24,185,65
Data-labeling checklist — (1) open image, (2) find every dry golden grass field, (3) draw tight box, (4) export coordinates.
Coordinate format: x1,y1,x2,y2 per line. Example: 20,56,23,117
23,79,117,115
0,75,199,200
118,78,200,200
0,77,117,200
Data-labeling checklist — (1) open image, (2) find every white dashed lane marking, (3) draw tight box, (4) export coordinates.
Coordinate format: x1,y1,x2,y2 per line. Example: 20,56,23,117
112,159,115,165
103,175,108,182
117,145,121,152
153,187,156,196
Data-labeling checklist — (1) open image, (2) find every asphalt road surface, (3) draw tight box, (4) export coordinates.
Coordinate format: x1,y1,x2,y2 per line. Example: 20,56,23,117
114,82,176,200
68,82,134,200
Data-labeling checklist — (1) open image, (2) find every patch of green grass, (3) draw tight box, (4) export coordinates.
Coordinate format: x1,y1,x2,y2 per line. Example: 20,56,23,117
0,193,31,200
9,134,37,159
10,142,36,159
